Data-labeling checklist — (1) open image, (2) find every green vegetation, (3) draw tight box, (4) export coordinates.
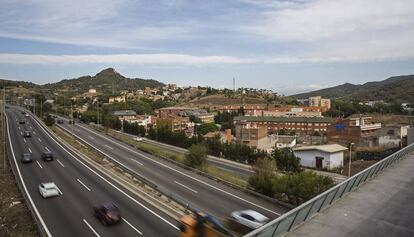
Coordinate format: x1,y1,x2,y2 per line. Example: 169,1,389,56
185,144,208,168
324,100,403,117
196,122,218,135
249,153,334,205
294,74,414,105
273,148,301,173
43,114,55,126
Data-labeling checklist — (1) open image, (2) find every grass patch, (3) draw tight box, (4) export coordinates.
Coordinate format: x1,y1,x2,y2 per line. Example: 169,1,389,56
106,130,248,188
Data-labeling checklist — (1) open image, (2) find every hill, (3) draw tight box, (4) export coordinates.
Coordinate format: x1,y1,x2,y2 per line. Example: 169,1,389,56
0,79,39,89
43,68,164,94
293,75,414,104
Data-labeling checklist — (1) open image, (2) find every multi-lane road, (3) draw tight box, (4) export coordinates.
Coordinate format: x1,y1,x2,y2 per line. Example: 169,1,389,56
6,106,178,236
56,116,288,219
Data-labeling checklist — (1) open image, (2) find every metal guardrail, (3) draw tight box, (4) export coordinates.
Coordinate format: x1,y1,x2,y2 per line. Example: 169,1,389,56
245,143,414,237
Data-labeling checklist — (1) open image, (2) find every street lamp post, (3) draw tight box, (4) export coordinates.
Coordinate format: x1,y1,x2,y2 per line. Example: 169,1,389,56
348,142,354,177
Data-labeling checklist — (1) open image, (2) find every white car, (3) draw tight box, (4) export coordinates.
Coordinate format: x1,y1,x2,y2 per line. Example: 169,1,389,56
133,136,144,142
231,210,269,229
38,182,61,198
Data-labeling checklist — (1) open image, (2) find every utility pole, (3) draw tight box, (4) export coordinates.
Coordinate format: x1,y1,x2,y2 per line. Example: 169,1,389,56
97,99,99,125
71,101,74,137
348,142,354,177
2,87,6,174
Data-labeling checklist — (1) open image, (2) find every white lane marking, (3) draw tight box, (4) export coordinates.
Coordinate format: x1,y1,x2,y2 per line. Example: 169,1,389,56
83,219,100,237
56,186,63,195
38,138,42,142
33,115,179,231
122,218,143,235
130,158,143,166
33,131,36,135
44,147,51,152
23,138,26,143
36,161,43,169
5,111,52,237
174,181,198,193
28,148,32,154
77,179,91,192
104,145,114,150
88,135,95,140
18,126,21,130
20,131,23,135
79,124,281,215
57,159,65,168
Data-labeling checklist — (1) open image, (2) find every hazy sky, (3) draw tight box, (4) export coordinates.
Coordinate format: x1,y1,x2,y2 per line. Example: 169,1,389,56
1,0,413,95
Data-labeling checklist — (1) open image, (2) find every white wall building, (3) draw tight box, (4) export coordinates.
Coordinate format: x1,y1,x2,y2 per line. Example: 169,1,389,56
293,144,347,170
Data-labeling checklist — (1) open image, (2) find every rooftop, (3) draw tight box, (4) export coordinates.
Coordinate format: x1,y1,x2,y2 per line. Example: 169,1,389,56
293,144,348,153
113,110,137,116
234,116,335,123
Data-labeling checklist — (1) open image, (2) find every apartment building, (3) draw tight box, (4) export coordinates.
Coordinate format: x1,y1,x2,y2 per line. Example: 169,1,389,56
234,116,335,135
309,96,331,109
108,95,126,103
220,105,264,116
235,123,276,151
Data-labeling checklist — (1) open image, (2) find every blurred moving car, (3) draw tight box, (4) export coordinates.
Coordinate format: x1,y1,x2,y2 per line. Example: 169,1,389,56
23,131,32,137
57,119,64,124
41,151,54,161
19,119,26,124
93,202,122,225
38,182,61,198
21,153,33,163
68,120,75,124
231,210,269,229
133,136,144,142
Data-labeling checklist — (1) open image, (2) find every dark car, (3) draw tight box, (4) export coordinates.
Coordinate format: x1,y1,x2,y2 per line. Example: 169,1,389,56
23,131,32,138
21,153,33,163
5,105,9,109
94,202,122,225
57,119,64,124
21,111,26,115
41,151,54,161
68,120,75,124
19,119,26,124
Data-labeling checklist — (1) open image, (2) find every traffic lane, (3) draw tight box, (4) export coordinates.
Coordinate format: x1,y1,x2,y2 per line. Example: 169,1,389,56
28,110,178,236
7,111,93,237
59,122,286,218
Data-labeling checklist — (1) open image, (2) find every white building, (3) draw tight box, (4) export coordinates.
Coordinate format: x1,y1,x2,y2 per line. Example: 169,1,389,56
88,88,97,94
293,144,347,170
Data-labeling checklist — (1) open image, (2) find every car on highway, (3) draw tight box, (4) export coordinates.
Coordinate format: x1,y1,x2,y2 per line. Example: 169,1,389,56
23,131,32,137
133,136,144,142
57,119,64,124
93,202,122,225
231,210,269,229
21,111,26,115
68,120,75,124
5,105,9,109
18,119,26,124
25,113,30,117
21,153,33,163
41,151,54,161
38,182,61,198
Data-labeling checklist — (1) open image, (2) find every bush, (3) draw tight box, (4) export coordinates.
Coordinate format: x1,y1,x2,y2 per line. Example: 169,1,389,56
273,148,301,173
272,171,334,205
248,158,276,196
186,144,208,168
43,114,55,126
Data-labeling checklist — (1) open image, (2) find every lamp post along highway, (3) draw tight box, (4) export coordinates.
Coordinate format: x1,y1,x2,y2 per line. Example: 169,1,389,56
348,142,354,177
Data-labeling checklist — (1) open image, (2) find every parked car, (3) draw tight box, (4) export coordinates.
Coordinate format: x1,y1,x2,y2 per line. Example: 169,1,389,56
94,202,122,225
21,153,33,163
23,131,32,137
41,151,54,161
19,119,26,124
231,210,269,229
57,119,64,124
38,182,61,198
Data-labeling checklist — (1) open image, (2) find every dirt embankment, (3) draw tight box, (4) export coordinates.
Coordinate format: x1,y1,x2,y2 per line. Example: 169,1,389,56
0,114,39,237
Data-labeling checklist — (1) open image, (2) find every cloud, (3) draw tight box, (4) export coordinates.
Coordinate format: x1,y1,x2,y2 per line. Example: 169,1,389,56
0,53,260,65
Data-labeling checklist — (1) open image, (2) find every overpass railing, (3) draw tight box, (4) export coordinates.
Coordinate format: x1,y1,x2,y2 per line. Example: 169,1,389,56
244,143,414,237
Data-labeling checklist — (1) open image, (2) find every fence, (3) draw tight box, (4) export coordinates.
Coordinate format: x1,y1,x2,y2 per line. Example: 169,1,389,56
244,143,414,237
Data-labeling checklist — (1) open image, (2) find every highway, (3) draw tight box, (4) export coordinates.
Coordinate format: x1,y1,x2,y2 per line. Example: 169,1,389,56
6,106,179,237
55,116,288,220
114,129,254,178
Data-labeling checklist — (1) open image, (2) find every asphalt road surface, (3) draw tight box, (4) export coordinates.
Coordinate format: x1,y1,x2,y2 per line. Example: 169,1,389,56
6,107,179,237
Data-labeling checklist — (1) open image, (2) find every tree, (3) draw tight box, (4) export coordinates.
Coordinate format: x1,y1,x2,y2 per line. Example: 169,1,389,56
272,171,334,205
273,148,301,173
186,144,208,168
197,122,218,135
43,114,55,126
248,158,276,196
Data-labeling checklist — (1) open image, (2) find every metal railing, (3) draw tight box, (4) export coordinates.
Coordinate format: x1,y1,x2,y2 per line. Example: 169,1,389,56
245,143,414,237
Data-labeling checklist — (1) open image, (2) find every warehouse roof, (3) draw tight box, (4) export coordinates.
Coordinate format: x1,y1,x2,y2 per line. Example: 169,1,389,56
293,144,348,153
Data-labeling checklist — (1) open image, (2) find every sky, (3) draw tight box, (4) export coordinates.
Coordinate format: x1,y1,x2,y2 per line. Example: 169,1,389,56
0,0,414,95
